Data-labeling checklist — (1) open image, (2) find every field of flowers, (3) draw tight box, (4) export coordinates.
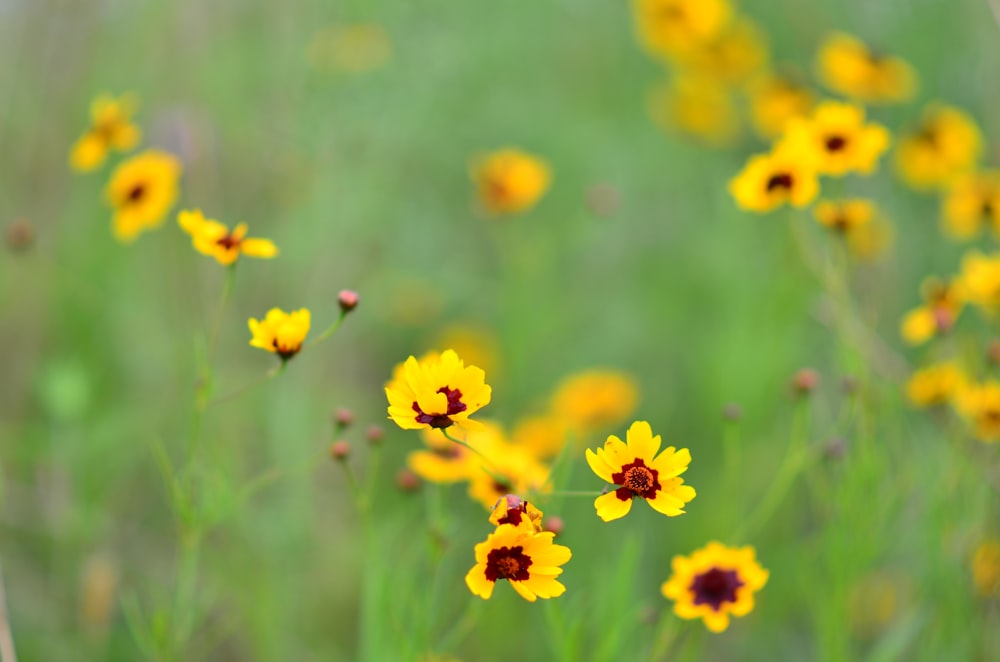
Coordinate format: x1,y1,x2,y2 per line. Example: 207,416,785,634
3,0,1000,660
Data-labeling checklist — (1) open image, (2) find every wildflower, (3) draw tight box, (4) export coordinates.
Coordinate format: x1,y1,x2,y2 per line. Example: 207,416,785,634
942,171,1000,240
729,146,819,213
955,380,1000,442
813,198,875,234
895,104,982,190
306,24,392,74
958,251,1000,311
338,290,359,313
385,350,492,431
470,149,550,215
633,0,732,59
467,434,551,510
178,209,277,266
900,277,963,345
972,540,1000,596
585,420,695,521
779,101,890,177
661,541,769,632
746,73,814,140
105,150,182,242
248,308,311,360
550,370,639,435
512,415,570,461
465,523,571,602
408,427,478,483
670,18,769,85
648,75,740,146
905,362,964,408
489,494,544,532
816,32,916,104
430,324,499,381
70,93,141,172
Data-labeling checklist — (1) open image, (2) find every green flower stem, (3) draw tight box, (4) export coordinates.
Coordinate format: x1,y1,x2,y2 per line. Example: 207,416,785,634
440,429,506,484
305,309,348,350
648,611,690,661
205,262,236,365
202,362,286,410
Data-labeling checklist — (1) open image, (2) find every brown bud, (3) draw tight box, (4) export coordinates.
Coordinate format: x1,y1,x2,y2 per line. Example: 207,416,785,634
329,440,351,460
338,289,359,313
395,468,421,491
333,408,354,428
792,368,820,395
722,403,743,422
544,515,564,537
365,425,384,444
6,219,33,252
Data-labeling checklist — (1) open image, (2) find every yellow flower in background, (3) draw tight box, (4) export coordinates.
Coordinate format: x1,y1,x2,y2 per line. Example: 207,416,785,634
633,0,732,59
905,362,964,408
178,209,278,266
813,198,875,234
551,370,639,436
385,350,492,431
648,75,740,146
958,251,1000,311
973,540,1000,596
512,415,570,461
900,277,963,345
105,150,182,242
955,380,1000,442
942,171,1000,240
779,101,890,177
816,32,916,104
661,541,769,633
307,24,391,74
470,149,550,215
845,215,893,262
488,494,544,532
585,420,695,521
466,430,551,510
671,18,768,85
408,428,478,483
465,522,571,602
70,93,141,172
729,146,819,213
895,104,982,190
430,324,499,381
248,308,311,360
746,74,814,140
847,571,910,640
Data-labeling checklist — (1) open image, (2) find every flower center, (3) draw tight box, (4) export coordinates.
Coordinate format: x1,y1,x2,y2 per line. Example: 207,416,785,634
271,337,301,360
216,233,242,251
127,183,146,204
825,135,847,151
611,458,661,501
765,173,793,192
689,567,744,611
485,546,532,582
412,386,467,428
495,501,528,526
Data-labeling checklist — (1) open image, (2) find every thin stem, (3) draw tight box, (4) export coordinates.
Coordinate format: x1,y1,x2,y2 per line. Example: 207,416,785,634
0,558,17,662
439,429,506,484
204,362,286,409
305,310,348,350
205,263,236,364
546,490,604,498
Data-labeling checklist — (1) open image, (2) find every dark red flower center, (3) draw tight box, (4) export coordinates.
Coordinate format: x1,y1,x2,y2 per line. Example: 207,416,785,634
271,338,300,361
766,173,793,192
127,183,146,204
412,386,467,429
825,135,848,151
495,501,529,526
690,567,744,611
216,233,242,251
611,458,661,501
485,545,532,582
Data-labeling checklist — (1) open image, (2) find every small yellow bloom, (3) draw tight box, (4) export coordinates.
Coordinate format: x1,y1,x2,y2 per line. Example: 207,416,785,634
895,104,982,190
813,198,875,233
488,494,544,532
779,101,890,177
973,540,1000,596
816,32,916,104
178,209,278,266
585,420,695,522
633,0,732,59
470,149,550,215
746,74,814,140
942,171,1000,240
661,541,769,633
958,251,1000,311
900,277,963,345
670,18,768,85
511,415,570,461
905,362,964,408
729,146,819,213
248,308,311,360
70,93,141,172
306,24,391,74
385,350,492,431
648,75,740,146
465,522,571,602
408,428,478,483
955,380,1000,442
550,370,639,436
105,150,182,243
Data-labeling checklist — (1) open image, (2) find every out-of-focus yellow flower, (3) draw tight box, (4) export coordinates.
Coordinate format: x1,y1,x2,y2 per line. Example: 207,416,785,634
105,150,182,242
467,432,551,510
585,420,695,522
779,101,890,177
816,32,916,104
70,93,141,172
550,370,639,436
906,362,964,408
79,554,119,631
958,251,1000,311
512,415,570,461
430,324,499,382
408,428,478,483
845,215,893,261
813,198,875,234
729,145,819,213
847,571,909,639
386,350,492,431
248,308,311,360
307,24,391,74
488,494,544,532
955,380,1000,442
900,277,963,345
973,540,1000,596
648,75,740,146
671,18,768,85
895,104,982,190
942,171,1000,240
465,522,571,602
633,0,732,59
746,74,814,140
661,541,768,633
470,149,550,216
178,209,278,266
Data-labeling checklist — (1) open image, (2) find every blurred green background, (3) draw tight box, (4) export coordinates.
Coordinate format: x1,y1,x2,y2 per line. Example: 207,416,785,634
3,0,1000,659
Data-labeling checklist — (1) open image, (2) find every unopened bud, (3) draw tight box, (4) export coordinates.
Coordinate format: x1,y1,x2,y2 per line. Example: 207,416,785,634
334,408,354,428
338,289,359,313
722,403,743,422
365,425,384,444
544,515,564,537
329,440,351,460
792,368,820,395
396,468,421,491
6,219,33,253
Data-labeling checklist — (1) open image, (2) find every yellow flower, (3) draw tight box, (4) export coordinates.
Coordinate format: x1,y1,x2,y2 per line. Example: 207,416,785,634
465,523,571,602
70,93,141,172
670,18,768,85
178,209,278,266
466,428,551,510
470,149,550,215
900,277,963,345
895,104,982,190
429,324,499,381
633,0,732,59
104,150,182,242
306,24,391,74
955,380,1000,442
779,101,890,177
585,420,695,522
729,145,819,213
661,541,769,633
845,215,893,261
816,32,916,104
813,198,875,234
648,75,740,146
746,74,814,140
942,171,1000,240
550,370,639,436
385,350,492,431
488,494,544,532
905,362,964,408
958,251,1000,311
407,428,478,483
248,308,311,360
512,415,570,461
973,540,1000,596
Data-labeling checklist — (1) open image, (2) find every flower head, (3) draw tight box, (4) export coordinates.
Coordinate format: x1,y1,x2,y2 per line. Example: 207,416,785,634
669,18,768,85
178,209,278,266
779,101,890,177
105,150,182,242
661,541,769,632
248,308,311,360
585,420,695,521
973,540,1000,596
813,198,875,234
816,32,916,104
906,362,964,408
648,75,740,146
900,277,963,345
551,370,639,436
955,380,1000,442
512,415,570,461
465,523,571,602
470,149,550,215
385,350,491,431
942,171,1000,240
746,74,814,140
958,251,1000,311
633,0,732,59
895,104,982,190
729,146,819,213
70,93,141,172
488,494,544,532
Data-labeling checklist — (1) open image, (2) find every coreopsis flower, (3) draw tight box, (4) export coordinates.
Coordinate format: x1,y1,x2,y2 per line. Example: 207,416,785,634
407,428,478,483
105,150,182,242
633,0,732,59
972,540,1000,596
512,415,570,461
178,209,278,266
813,198,875,234
729,145,819,213
489,494,544,532
816,32,916,104
467,435,551,510
306,24,391,74
746,74,814,140
465,522,571,602
648,75,740,146
900,277,963,345
585,420,695,522
550,370,639,436
779,101,890,177
470,149,550,215
248,308,311,360
905,362,964,408
661,541,769,633
895,104,982,190
385,350,492,431
942,172,1000,240
955,380,1000,442
670,18,768,85
430,324,499,381
958,251,1000,311
70,93,141,172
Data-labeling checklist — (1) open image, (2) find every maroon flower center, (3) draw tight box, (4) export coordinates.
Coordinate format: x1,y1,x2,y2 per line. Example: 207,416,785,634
766,173,793,192
412,386,467,429
825,135,847,151
495,501,529,526
485,545,532,582
982,201,995,219
127,183,146,204
216,233,242,251
611,458,661,501
271,338,300,361
690,567,744,611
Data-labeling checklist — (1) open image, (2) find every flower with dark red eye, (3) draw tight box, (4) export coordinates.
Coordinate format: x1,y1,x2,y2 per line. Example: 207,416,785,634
465,522,571,602
385,350,491,432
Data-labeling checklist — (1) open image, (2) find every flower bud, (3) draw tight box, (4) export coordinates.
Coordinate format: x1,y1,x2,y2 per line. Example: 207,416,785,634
329,440,351,460
334,408,354,429
722,402,743,422
791,368,820,395
365,425,384,445
6,219,33,253
395,468,421,491
544,515,564,537
338,289,359,313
